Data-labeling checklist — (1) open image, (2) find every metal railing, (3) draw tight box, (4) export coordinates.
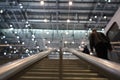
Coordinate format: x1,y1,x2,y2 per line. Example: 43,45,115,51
65,48,120,80
111,42,120,53
0,48,54,80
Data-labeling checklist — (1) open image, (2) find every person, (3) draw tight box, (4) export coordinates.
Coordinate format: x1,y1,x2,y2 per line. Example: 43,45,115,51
82,45,90,54
89,29,112,60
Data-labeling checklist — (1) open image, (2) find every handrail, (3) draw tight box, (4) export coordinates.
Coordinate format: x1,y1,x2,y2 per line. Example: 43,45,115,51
111,41,120,44
65,48,120,80
0,48,54,80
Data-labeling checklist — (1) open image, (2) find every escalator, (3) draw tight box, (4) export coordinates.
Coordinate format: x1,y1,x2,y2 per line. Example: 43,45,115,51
9,52,109,80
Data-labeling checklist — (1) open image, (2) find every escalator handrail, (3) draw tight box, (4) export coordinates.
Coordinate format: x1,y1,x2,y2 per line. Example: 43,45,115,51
66,48,120,80
0,48,54,80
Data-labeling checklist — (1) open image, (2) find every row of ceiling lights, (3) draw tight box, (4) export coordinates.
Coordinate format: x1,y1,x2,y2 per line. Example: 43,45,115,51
0,0,112,24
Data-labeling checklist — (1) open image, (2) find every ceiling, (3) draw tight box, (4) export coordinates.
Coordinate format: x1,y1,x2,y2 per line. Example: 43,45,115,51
0,0,120,51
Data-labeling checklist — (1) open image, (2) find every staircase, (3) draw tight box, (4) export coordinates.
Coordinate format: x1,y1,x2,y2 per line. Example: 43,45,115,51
9,55,109,80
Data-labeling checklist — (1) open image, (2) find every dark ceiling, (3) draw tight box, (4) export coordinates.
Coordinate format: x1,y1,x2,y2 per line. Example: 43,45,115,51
0,0,120,30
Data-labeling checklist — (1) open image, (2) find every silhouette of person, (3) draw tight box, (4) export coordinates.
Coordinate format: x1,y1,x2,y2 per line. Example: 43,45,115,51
82,45,90,54
89,29,112,59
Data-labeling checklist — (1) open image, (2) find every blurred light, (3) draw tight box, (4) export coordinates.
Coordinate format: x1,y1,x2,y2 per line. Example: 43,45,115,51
65,31,69,35
10,27,14,30
44,18,48,22
85,32,88,35
81,41,85,45
40,0,44,5
108,0,111,2
32,38,34,41
46,31,49,34
3,36,6,38
32,34,35,38
14,51,16,54
26,49,29,53
45,46,48,48
5,41,7,44
104,16,107,19
18,40,20,43
72,41,75,44
37,46,40,48
26,21,28,24
17,36,20,39
9,46,12,49
89,18,92,21
27,24,31,26
94,16,97,18
0,9,3,13
10,24,13,27
64,41,68,44
69,1,73,6
14,47,16,49
57,49,60,52
67,19,70,23
25,24,28,28
4,52,7,55
30,51,32,53
22,42,25,45
15,31,17,34
19,3,23,9
48,41,51,43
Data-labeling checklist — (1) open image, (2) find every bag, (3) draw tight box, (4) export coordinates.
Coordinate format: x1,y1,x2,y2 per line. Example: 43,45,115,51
97,32,112,50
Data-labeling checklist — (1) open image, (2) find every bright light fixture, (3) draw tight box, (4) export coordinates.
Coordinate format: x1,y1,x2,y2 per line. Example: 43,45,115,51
69,1,73,6
67,19,70,23
40,1,44,5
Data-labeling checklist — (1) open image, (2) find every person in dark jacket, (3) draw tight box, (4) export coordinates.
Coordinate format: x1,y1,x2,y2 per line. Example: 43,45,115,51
89,29,112,59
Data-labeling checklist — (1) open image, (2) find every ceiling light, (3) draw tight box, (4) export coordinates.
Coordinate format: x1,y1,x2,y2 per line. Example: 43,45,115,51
0,9,3,13
26,49,29,53
48,41,51,43
94,16,97,18
104,16,107,19
3,36,6,38
32,34,35,38
18,40,20,43
17,36,19,39
9,46,12,48
19,4,23,9
44,18,48,22
10,24,13,27
14,51,17,54
36,46,40,48
72,41,75,44
4,52,6,55
22,42,25,45
5,41,7,44
89,18,92,21
25,24,28,28
65,31,69,35
102,28,105,31
67,19,70,23
69,1,73,6
40,1,44,5
46,31,49,34
26,21,28,24
108,0,111,2
32,38,34,41
64,41,68,44
14,31,17,34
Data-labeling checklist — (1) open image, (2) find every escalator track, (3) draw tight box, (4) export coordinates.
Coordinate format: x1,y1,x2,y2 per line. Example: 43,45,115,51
9,54,109,80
